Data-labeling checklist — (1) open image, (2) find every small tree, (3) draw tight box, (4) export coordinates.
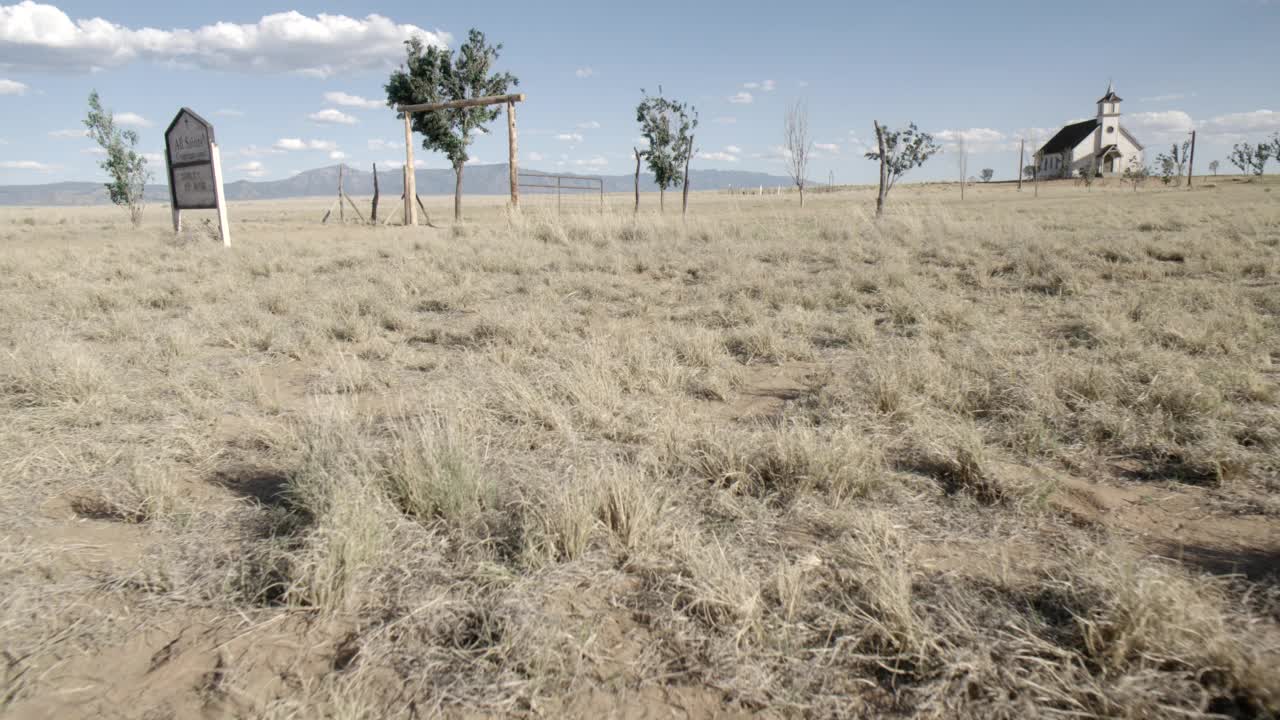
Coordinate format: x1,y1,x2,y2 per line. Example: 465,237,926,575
1208,160,1219,176
385,30,519,221
979,168,994,183
1023,164,1037,180
84,91,151,227
1122,157,1149,192
636,87,697,212
1155,141,1190,185
782,100,812,207
1077,162,1096,190
1229,142,1271,176
866,122,939,217
1271,132,1280,168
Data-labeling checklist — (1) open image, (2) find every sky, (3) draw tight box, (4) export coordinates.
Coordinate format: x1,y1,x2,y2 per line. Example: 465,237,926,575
1,0,1278,186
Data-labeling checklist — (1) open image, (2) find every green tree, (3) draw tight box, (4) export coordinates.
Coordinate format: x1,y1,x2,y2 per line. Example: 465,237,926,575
1122,157,1149,192
866,122,940,217
1229,142,1271,176
635,88,697,212
979,168,994,183
1208,160,1219,176
1077,162,1096,190
1155,141,1190,185
1023,164,1037,180
385,30,518,221
83,90,151,227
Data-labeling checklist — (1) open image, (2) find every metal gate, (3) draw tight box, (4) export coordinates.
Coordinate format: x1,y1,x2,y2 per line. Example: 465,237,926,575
517,171,604,213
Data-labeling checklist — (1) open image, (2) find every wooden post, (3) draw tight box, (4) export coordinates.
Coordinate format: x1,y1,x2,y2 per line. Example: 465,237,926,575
556,175,561,214
210,142,230,246
682,135,693,217
874,121,888,218
371,163,379,224
507,100,519,209
633,148,641,214
1017,139,1024,192
403,113,417,227
1186,130,1196,188
338,164,345,224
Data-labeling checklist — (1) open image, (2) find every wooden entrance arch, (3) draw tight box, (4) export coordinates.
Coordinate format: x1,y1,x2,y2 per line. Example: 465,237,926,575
396,93,526,225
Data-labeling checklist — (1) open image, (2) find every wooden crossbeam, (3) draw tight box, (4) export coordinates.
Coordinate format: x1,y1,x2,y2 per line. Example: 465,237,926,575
396,93,526,114
399,93,527,222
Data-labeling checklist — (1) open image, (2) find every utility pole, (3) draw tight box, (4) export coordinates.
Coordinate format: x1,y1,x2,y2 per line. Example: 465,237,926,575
1017,139,1025,192
1186,130,1196,188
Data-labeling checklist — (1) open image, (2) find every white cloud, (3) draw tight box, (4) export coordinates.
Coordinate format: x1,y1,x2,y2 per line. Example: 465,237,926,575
273,138,337,151
576,120,601,130
380,158,428,169
714,116,737,125
0,77,26,94
556,132,584,143
728,91,753,105
80,146,105,155
308,108,357,125
753,145,791,162
0,160,55,171
574,156,607,167
697,151,738,162
0,4,449,77
48,128,86,138
142,152,162,164
574,67,594,79
814,142,840,154
115,112,151,128
935,127,1008,152
236,160,267,177
215,108,244,117
1138,93,1189,103
1198,109,1280,137
725,145,742,154
1123,110,1194,145
742,80,775,92
237,144,283,157
324,91,381,109
329,150,346,160
367,139,401,151
527,151,544,162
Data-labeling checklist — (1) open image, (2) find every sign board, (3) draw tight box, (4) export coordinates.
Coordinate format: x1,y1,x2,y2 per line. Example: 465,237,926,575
164,108,230,245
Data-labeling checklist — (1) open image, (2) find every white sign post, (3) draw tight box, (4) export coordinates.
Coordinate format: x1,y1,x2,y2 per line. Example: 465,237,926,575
164,108,230,246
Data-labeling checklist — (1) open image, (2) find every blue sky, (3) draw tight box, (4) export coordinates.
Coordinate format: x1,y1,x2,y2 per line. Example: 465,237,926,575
1,0,1277,186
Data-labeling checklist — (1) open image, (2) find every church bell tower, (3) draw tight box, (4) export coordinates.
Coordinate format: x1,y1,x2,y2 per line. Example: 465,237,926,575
1097,81,1122,144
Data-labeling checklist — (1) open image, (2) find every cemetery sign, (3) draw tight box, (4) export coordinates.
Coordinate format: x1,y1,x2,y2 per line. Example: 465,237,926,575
164,108,230,246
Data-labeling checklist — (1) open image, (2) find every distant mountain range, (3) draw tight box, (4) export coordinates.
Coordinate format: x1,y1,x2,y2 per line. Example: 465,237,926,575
0,164,805,206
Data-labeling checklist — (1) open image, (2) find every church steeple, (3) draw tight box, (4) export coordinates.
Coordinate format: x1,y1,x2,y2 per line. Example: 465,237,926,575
1098,81,1122,117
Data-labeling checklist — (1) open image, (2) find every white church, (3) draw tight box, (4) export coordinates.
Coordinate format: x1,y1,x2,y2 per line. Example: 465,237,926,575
1036,83,1143,178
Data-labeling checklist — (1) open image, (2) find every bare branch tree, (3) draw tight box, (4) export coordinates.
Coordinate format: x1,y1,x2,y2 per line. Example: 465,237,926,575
783,100,812,207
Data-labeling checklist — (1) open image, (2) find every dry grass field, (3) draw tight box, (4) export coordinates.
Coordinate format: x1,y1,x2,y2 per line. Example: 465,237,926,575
2,176,1279,719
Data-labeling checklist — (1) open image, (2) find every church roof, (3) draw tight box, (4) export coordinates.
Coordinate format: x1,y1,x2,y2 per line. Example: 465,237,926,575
1039,119,1098,155
1098,80,1122,103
